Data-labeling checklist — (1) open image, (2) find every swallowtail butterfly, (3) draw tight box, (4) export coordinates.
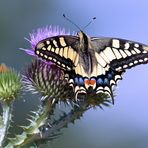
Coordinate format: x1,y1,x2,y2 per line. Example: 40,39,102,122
34,30,148,103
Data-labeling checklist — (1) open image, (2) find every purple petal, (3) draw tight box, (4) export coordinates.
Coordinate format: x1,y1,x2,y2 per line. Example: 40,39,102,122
19,48,35,56
20,26,76,62
29,26,75,49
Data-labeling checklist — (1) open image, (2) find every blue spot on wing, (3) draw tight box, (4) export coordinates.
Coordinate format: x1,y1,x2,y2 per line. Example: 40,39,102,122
104,78,109,84
97,78,104,85
97,78,109,85
96,69,114,86
79,77,84,85
75,77,84,85
75,77,79,84
107,70,115,79
108,73,112,79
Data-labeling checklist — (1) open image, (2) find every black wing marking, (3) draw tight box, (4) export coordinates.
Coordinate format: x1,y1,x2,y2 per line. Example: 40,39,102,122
35,35,79,71
95,68,124,104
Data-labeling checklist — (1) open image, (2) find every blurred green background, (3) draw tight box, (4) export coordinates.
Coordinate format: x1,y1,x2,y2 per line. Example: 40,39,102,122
0,0,148,148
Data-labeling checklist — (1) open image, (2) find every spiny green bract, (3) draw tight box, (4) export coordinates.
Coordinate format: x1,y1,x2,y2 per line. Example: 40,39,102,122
0,64,22,102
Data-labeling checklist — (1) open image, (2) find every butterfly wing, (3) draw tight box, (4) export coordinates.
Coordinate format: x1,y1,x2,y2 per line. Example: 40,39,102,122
91,37,148,99
92,37,148,71
35,35,79,71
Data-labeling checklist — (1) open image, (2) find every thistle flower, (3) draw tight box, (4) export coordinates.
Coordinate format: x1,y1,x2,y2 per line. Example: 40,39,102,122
0,64,22,103
22,26,74,57
23,60,74,102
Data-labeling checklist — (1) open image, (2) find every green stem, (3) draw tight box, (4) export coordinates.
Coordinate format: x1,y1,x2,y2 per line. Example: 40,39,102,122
0,102,13,147
34,101,92,141
19,101,53,147
6,101,54,147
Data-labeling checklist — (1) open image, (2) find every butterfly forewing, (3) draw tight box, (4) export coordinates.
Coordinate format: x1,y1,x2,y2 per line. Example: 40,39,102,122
35,35,79,70
92,38,148,72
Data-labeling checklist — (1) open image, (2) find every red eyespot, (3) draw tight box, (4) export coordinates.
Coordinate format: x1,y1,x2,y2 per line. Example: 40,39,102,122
85,79,96,85
85,79,90,85
89,79,96,85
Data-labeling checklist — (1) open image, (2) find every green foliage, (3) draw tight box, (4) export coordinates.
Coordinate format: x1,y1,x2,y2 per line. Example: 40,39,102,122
0,62,112,147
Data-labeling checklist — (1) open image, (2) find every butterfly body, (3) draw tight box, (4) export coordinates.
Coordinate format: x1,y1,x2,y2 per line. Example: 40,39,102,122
34,30,148,102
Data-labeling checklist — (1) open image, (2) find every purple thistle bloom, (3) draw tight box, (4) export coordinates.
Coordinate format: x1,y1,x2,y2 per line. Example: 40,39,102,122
30,26,71,48
21,26,74,57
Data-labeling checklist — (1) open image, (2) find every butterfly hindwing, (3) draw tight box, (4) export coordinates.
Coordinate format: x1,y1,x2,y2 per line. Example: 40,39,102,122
95,68,124,102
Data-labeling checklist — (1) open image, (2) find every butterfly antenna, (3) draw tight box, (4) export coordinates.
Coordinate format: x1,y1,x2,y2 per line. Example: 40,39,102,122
63,14,82,31
83,17,96,30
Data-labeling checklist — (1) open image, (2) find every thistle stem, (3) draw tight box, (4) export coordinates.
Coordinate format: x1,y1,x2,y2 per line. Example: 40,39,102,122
6,100,54,147
0,102,13,147
34,101,92,141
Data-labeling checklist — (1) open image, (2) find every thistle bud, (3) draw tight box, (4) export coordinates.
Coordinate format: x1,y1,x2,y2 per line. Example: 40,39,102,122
0,64,22,103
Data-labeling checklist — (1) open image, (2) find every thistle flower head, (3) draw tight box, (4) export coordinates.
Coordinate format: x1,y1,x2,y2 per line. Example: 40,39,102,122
23,60,74,102
0,64,22,103
22,26,74,56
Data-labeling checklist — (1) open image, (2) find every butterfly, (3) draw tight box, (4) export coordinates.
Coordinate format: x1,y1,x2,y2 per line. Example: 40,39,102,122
34,30,148,103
